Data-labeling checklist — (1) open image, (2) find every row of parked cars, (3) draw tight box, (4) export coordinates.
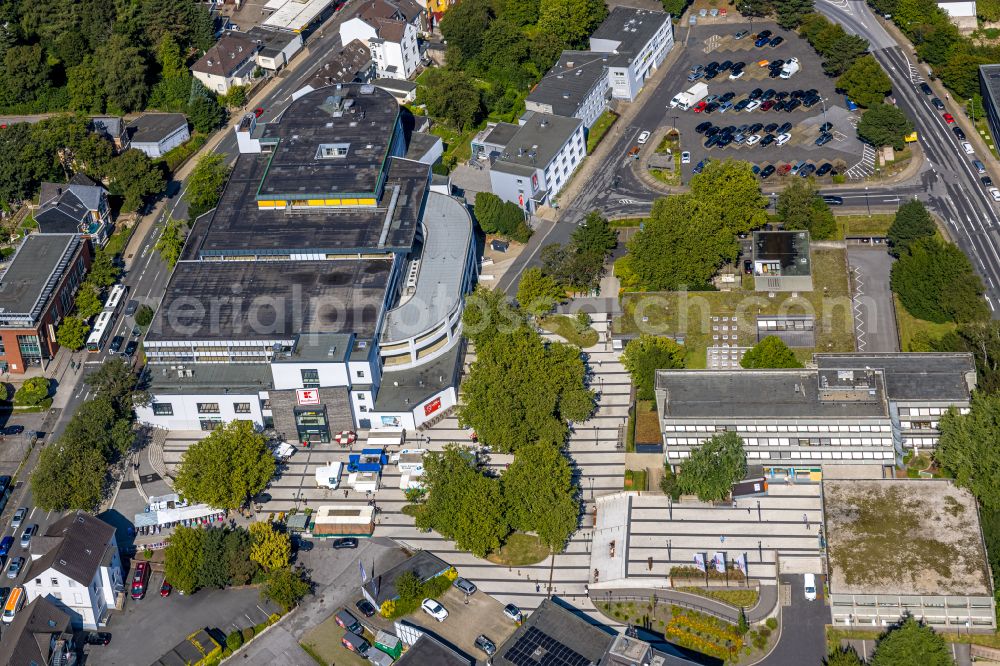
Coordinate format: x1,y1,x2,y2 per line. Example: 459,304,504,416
697,119,836,151
751,161,843,180
693,86,821,115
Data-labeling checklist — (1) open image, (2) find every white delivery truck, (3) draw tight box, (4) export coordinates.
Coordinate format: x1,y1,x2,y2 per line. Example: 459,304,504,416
669,82,709,111
780,58,800,79
315,462,343,489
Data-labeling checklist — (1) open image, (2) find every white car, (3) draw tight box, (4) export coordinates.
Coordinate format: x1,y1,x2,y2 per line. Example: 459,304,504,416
962,141,975,155
729,69,745,80
775,133,792,146
745,134,762,146
804,573,818,601
681,151,691,164
637,130,651,145
989,187,1000,202
421,598,449,622
503,603,523,622
10,508,26,530
745,100,762,112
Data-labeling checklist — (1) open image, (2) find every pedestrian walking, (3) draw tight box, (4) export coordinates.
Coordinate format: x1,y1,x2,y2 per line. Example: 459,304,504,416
747,507,752,515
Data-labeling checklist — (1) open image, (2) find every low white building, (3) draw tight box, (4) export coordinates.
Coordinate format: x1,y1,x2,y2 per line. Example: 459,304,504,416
589,7,674,101
247,26,304,71
526,50,611,131
126,113,190,159
340,0,424,80
938,1,977,29
24,512,123,630
191,32,259,94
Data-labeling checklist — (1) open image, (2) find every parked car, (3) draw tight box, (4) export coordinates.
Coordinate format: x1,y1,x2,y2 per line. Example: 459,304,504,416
504,603,523,622
943,113,955,124
693,160,707,174
356,598,377,617
777,122,793,134
819,122,833,133
746,134,762,146
695,121,713,133
475,635,497,656
931,97,945,110
109,335,125,353
920,82,933,95
729,68,745,79
735,30,750,39
760,100,775,111
791,160,806,175
160,581,172,597
332,538,358,549
0,426,22,437
84,632,112,646
131,562,150,600
125,299,139,316
990,187,1000,202
421,598,449,622
764,122,779,133
760,164,776,178
775,133,792,146
784,99,801,112
804,573,818,600
720,91,736,103
757,29,773,39
755,35,770,47
799,163,816,178
10,509,25,531
0,538,12,559
815,132,833,146
761,88,777,100
6,557,23,579
983,176,994,187
681,151,691,164
760,134,776,147
953,126,966,139
687,70,704,81
123,340,138,357
454,577,478,595
769,36,784,47
253,107,265,118
816,163,834,176
693,101,708,113
745,100,762,112
637,130,651,144
19,525,35,549
974,159,987,174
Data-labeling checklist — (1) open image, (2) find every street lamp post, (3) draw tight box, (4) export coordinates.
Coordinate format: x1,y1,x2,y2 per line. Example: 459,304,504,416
758,539,763,562
757,500,761,522
970,98,975,126
820,96,829,124
589,476,594,500
865,186,871,217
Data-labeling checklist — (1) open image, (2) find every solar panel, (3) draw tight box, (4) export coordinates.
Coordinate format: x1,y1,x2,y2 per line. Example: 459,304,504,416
502,627,594,666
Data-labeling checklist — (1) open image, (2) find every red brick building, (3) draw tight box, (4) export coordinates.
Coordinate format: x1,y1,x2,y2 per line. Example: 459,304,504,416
0,234,91,374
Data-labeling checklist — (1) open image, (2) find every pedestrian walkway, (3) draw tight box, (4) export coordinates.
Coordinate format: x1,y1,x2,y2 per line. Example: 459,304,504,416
596,583,779,623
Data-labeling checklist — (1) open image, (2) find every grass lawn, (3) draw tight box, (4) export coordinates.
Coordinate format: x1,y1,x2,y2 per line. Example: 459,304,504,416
487,532,551,566
300,614,371,666
676,587,760,608
624,468,648,491
616,248,854,365
893,294,957,351
634,400,662,445
540,315,599,348
587,111,618,154
835,214,894,239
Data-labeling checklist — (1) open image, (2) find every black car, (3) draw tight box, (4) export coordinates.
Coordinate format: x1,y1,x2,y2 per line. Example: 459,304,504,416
983,176,994,187
768,68,782,78
125,299,139,316
749,88,764,100
790,90,804,99
772,100,786,112
695,121,713,133
920,82,933,95
775,91,790,101
704,69,719,80
717,135,733,148
799,164,816,178
736,123,750,133
761,89,777,101
705,126,721,137
931,97,945,110
719,60,733,71
720,91,736,102
356,598,378,617
764,122,779,133
734,99,751,111
760,163,776,178
758,29,773,39
704,102,720,113
0,425,23,436
760,134,776,146
123,340,138,356
816,162,834,176
84,632,112,646
769,59,785,70
953,126,966,140
731,61,746,71
815,132,833,146
332,538,358,549
0,587,9,608
109,335,125,353
819,122,833,133
769,36,784,47
706,61,720,71
802,96,820,108
749,123,764,134
784,99,801,112
823,195,844,205
777,122,793,134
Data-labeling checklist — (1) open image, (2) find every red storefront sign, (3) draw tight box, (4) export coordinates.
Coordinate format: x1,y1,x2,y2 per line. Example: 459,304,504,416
424,396,442,416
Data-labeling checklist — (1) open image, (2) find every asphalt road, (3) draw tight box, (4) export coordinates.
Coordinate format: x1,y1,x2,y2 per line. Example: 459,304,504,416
761,574,828,665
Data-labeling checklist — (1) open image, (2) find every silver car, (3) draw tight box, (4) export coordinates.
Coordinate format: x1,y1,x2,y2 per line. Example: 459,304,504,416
7,556,23,579
453,577,477,595
11,508,26,530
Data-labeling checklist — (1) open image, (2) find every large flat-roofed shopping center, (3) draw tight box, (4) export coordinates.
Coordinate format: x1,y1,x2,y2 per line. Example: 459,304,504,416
136,84,477,440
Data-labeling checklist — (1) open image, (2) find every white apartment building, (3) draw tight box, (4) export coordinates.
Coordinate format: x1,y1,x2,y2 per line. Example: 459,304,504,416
340,0,423,80
589,7,674,101
525,51,611,130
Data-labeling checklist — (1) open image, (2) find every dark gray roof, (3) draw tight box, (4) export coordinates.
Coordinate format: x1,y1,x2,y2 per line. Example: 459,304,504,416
192,32,258,77
127,113,188,144
753,230,810,277
0,597,71,666
815,353,976,402
404,131,441,162
89,116,124,141
480,122,520,149
0,234,82,321
146,259,393,342
362,550,450,605
980,64,1000,110
373,77,417,93
374,340,464,411
30,512,117,586
36,180,105,233
496,599,615,666
655,369,889,419
181,154,428,258
396,634,473,666
305,40,373,87
527,51,610,117
491,112,582,174
246,26,300,58
149,363,275,394
258,85,400,198
590,7,671,57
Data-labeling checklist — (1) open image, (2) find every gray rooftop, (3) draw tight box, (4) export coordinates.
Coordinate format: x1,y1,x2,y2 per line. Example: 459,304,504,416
374,340,464,412
753,230,811,277
980,64,1000,109
146,259,392,342
404,131,441,162
36,180,105,233
304,40,372,87
491,112,582,174
148,363,275,394
373,77,417,93
246,26,300,58
815,353,976,402
527,51,610,117
127,113,188,144
496,599,615,666
0,597,71,666
258,84,400,198
479,122,520,150
396,634,473,666
0,234,81,321
181,154,428,257
590,7,670,57
30,512,117,587
655,369,889,419
824,479,991,596
362,550,450,605
382,193,472,342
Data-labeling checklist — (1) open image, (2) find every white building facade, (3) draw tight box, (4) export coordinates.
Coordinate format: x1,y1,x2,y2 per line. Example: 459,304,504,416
589,7,674,101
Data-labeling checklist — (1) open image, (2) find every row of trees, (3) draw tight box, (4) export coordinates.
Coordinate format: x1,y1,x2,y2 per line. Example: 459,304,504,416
155,153,232,267
55,245,125,351
474,192,532,243
0,0,215,114
776,178,837,240
30,359,144,510
538,211,619,294
825,616,954,665
615,160,768,291
797,12,871,77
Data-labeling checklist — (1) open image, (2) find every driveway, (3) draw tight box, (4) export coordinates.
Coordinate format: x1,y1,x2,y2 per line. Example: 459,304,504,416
761,573,828,665
848,247,899,353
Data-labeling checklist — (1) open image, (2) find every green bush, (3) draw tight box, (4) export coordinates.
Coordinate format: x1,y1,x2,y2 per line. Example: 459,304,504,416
226,631,244,651
135,305,155,328
765,617,778,630
14,377,50,406
242,626,255,642
254,622,267,634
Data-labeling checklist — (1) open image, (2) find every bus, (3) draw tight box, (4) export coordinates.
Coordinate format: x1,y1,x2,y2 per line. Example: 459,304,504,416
104,284,128,316
86,310,115,352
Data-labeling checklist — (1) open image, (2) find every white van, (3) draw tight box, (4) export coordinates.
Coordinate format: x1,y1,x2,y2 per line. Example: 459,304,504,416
804,573,817,601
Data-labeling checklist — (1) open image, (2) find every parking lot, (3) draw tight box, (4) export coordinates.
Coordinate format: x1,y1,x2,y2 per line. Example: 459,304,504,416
402,585,518,660
659,21,865,181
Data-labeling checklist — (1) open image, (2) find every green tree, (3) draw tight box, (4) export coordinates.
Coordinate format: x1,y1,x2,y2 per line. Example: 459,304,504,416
84,356,148,415
857,103,914,150
95,34,148,112
741,336,803,368
540,243,607,291
165,526,205,594
776,177,836,239
870,615,953,666
135,304,155,327
249,522,291,572
226,631,244,652
887,199,935,258
621,336,685,400
395,571,424,600
87,249,122,288
62,396,134,458
186,153,230,220
417,68,485,131
439,0,494,65
890,237,988,323
737,608,750,635
262,567,311,612
461,286,526,348
571,211,617,257
516,268,565,315
474,18,531,84
187,95,225,134
155,216,187,268
776,0,814,29
690,159,769,233
106,149,166,213
3,44,52,106
936,393,1000,511
55,316,90,351
174,421,276,509
74,285,104,319
30,438,106,511
660,468,681,500
474,191,531,241
502,443,579,550
222,85,248,108
825,646,864,666
537,0,607,47
224,528,258,585
837,55,892,108
197,527,231,589
822,34,870,76
678,432,747,501
14,377,50,406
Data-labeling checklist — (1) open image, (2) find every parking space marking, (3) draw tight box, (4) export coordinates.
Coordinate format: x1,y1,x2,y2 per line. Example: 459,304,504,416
703,34,720,53
846,143,877,180
907,62,924,85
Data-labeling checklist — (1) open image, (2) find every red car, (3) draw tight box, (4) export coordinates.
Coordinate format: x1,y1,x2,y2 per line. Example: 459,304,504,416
131,562,150,600
693,101,707,113
943,113,955,124
160,581,172,597
253,107,265,118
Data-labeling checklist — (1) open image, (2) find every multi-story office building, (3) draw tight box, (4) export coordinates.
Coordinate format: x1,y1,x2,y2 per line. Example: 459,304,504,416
136,84,476,441
525,51,611,131
589,7,674,101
